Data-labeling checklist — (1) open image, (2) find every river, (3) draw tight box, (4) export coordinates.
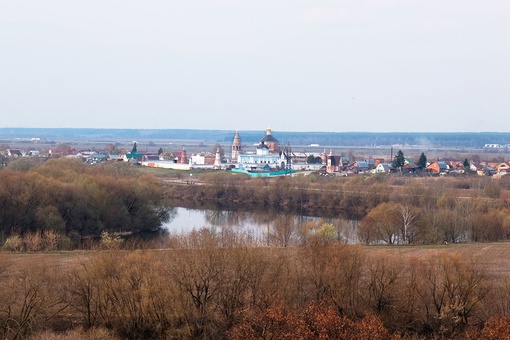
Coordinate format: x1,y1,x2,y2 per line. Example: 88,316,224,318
164,207,359,245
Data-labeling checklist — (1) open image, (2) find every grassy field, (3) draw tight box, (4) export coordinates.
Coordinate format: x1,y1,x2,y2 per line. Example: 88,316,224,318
364,241,510,277
3,241,510,276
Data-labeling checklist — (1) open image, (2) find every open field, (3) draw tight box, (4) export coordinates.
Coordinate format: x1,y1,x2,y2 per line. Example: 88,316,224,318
365,242,510,277
3,241,510,276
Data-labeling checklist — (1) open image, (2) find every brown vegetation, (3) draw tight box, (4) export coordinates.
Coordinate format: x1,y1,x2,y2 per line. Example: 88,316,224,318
0,159,171,248
4,159,510,338
0,242,510,339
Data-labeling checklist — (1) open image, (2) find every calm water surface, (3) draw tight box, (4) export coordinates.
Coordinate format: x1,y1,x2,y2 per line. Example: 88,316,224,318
164,207,359,244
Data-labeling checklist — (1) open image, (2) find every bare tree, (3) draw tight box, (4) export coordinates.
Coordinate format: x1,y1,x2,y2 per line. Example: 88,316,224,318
270,215,298,247
399,204,418,244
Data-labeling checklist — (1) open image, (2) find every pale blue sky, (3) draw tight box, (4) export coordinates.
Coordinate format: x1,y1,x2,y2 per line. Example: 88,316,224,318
1,1,509,132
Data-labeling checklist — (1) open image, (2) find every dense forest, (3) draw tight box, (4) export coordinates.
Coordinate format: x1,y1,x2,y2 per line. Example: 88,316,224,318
0,158,170,248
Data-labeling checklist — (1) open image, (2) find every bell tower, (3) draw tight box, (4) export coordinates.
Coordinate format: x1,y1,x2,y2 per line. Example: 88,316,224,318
326,149,335,173
321,149,327,164
180,146,187,164
214,148,221,169
231,130,241,162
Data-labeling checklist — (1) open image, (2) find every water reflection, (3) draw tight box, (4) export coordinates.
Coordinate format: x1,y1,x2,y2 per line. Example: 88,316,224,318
164,207,359,245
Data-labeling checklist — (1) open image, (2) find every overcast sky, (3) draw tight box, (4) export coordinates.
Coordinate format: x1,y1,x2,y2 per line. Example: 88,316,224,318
1,1,509,133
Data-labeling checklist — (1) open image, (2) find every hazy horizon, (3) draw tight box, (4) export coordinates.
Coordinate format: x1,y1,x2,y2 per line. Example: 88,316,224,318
3,127,510,135
2,1,509,133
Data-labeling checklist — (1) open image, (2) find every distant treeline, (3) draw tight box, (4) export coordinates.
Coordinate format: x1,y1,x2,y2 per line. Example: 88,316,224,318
2,128,510,147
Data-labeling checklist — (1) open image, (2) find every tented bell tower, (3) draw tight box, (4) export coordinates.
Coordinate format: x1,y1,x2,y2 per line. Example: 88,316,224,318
231,130,241,162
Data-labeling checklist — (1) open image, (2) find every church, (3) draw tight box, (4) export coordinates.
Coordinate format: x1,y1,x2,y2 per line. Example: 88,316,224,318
232,127,288,170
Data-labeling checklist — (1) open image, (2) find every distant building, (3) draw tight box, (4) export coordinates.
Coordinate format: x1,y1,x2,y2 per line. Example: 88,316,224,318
231,130,242,162
327,150,339,173
259,127,279,152
234,128,287,170
191,152,215,165
426,161,449,174
180,147,187,164
213,149,222,169
6,149,23,157
375,163,391,173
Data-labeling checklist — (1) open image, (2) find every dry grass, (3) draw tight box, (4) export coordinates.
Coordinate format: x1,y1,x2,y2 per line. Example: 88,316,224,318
364,242,510,277
3,242,510,277
1,251,92,272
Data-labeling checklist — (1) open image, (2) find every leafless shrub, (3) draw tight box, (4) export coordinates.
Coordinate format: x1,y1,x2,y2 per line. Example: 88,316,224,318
0,261,69,339
68,251,182,339
298,242,366,317
24,231,44,252
416,253,489,337
98,231,123,250
4,234,23,251
364,255,403,315
43,230,60,251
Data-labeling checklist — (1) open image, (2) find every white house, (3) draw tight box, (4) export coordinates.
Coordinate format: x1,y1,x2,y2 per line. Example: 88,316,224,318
375,163,391,173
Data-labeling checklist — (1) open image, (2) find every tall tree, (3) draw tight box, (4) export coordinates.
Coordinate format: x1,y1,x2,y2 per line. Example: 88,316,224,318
398,204,419,244
105,143,120,155
392,150,405,170
307,155,317,164
359,202,400,245
418,152,427,170
463,158,470,173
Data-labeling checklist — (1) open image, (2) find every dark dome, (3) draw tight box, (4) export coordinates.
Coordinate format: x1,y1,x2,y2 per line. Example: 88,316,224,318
257,142,269,149
260,134,279,143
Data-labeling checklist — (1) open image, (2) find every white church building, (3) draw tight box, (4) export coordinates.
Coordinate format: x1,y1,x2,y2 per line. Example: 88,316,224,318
233,128,288,170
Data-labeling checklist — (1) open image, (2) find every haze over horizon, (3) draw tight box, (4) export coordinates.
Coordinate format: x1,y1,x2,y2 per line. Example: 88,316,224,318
1,1,509,133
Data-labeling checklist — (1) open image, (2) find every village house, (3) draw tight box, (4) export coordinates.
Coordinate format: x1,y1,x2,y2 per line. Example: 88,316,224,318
141,154,161,162
191,152,216,165
375,163,392,173
426,161,449,174
349,161,369,173
496,162,510,174
6,149,23,157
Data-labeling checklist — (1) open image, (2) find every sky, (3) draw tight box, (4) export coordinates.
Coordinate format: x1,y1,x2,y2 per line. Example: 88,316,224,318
1,1,510,133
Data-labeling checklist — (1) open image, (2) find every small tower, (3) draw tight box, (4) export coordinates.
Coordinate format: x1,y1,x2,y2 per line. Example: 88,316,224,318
321,149,327,164
231,130,241,162
180,146,187,164
213,148,221,169
327,149,335,173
